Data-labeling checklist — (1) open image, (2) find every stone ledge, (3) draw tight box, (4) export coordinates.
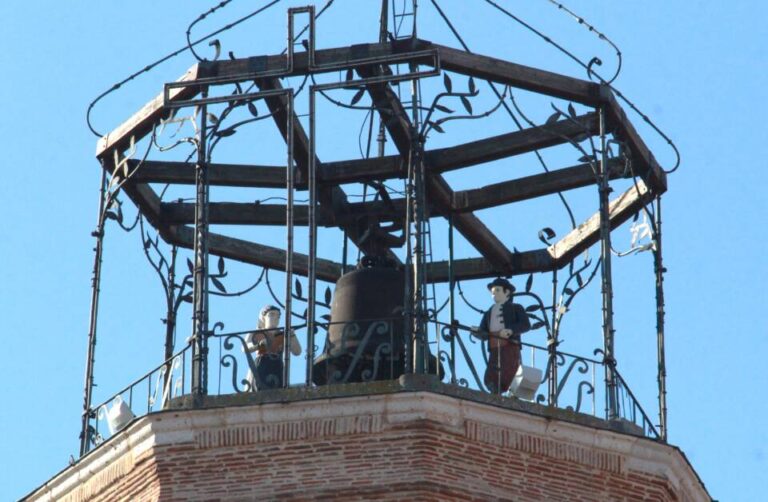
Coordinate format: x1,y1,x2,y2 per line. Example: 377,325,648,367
24,379,711,501
167,374,650,440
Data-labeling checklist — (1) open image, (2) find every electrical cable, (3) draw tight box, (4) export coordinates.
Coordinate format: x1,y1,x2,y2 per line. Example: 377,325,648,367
186,0,235,62
482,0,680,173
429,0,577,229
87,0,283,138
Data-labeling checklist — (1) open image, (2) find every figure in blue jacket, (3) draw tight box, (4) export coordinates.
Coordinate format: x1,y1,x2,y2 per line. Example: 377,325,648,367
479,278,531,394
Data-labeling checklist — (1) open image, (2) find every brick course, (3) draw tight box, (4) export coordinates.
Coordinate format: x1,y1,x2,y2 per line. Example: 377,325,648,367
25,391,708,501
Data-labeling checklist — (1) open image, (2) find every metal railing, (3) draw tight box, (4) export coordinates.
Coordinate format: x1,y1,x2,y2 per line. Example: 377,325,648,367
86,348,189,448
82,317,659,454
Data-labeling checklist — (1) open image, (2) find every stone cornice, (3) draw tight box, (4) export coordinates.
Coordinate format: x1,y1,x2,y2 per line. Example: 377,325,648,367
24,378,710,501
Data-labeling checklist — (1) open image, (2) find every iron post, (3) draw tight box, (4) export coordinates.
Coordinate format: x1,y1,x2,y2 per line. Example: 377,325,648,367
307,89,317,386
598,103,618,420
283,91,295,388
79,166,108,456
191,92,210,400
548,268,558,406
654,197,668,441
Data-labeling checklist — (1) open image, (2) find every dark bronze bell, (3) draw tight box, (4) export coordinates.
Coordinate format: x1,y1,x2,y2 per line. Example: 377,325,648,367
312,258,444,386
312,260,405,385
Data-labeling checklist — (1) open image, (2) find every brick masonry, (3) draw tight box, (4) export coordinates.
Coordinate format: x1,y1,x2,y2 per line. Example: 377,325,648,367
25,390,709,501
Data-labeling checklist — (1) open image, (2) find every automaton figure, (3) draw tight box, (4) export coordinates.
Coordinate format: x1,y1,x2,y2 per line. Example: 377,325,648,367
479,278,531,394
245,305,301,390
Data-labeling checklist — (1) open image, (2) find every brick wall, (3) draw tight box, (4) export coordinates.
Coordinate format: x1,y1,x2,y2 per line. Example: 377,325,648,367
26,391,709,501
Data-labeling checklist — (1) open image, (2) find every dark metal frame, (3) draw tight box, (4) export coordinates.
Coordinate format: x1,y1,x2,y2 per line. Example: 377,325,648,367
81,4,671,455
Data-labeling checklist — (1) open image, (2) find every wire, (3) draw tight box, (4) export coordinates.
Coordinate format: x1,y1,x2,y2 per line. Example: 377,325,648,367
186,0,235,62
482,0,680,174
429,0,577,230
543,0,622,84
86,0,283,138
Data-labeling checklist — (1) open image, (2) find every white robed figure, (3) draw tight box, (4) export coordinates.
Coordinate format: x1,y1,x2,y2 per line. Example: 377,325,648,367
244,305,301,390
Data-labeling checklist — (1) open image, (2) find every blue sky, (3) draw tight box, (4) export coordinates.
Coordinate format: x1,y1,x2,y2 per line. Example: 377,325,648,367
1,1,766,500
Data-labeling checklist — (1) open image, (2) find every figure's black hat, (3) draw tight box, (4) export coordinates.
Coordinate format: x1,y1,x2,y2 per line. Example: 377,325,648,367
486,277,515,293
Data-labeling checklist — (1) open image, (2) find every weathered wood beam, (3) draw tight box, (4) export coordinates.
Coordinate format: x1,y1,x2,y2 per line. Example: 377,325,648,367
183,39,600,108
426,181,653,283
425,41,602,105
130,160,291,188
95,40,609,164
358,64,516,272
257,77,400,260
548,181,653,265
96,66,200,158
169,226,342,283
425,113,598,174
321,155,404,184
324,109,593,181
198,41,432,85
425,250,555,283
427,173,515,272
160,198,416,226
133,112,596,190
604,89,667,194
101,154,175,243
452,159,626,212
161,202,319,226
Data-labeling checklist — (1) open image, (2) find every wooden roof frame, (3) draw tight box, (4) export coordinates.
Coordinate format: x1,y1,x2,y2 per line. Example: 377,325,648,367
96,38,667,284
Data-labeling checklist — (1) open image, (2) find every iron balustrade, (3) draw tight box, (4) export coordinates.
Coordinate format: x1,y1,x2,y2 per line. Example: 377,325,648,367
86,348,189,448
81,317,659,455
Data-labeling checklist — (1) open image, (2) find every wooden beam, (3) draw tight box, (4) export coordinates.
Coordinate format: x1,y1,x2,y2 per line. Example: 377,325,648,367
453,159,626,212
130,160,291,188
548,181,653,265
427,182,653,282
101,154,174,243
427,41,602,105
198,40,432,85
358,64,517,272
183,39,600,107
168,226,342,283
604,89,667,194
425,250,555,283
257,77,401,259
96,66,200,158
425,113,598,174
132,113,596,189
161,202,319,226
321,155,404,184
160,199,414,226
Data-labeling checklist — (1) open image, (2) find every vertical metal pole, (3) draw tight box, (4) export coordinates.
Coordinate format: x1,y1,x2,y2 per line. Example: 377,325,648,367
548,269,558,406
165,246,178,361
342,232,348,273
380,0,389,42
79,166,107,456
287,8,294,73
654,197,668,441
448,215,457,384
306,89,317,386
162,245,178,398
191,92,210,400
377,0,389,158
598,103,618,420
283,91,295,388
409,60,426,374
402,145,415,375
411,0,418,38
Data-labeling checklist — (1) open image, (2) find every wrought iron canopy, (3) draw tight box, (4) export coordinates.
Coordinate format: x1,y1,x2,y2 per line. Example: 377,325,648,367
95,37,666,284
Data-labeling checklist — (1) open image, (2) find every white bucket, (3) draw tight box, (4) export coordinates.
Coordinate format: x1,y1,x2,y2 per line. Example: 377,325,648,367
107,395,136,434
510,365,543,401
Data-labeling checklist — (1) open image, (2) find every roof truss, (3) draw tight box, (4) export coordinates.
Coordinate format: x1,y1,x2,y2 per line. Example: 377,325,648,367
97,38,667,284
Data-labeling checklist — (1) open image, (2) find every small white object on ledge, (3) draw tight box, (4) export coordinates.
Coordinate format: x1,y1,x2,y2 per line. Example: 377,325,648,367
510,364,543,401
